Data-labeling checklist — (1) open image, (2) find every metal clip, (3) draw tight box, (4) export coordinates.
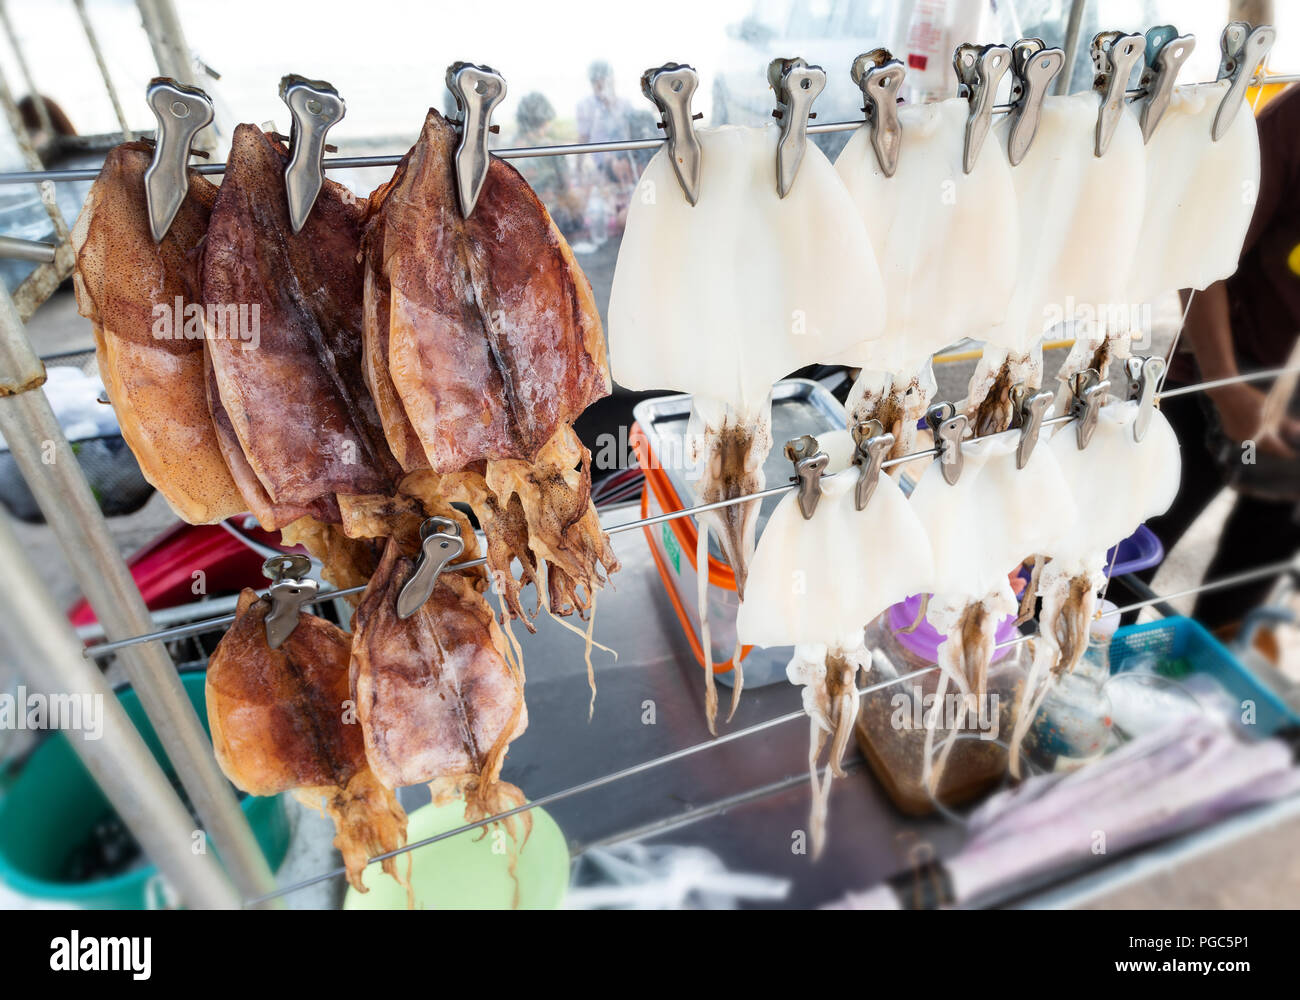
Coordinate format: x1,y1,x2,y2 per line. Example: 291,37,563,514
396,516,466,619
445,62,507,218
926,402,968,485
784,435,829,519
1005,39,1063,166
1010,383,1054,469
769,57,826,198
1069,368,1110,449
143,78,213,243
1136,26,1195,142
641,63,703,206
851,419,895,510
954,43,1012,174
850,49,905,177
262,554,318,650
1125,355,1165,442
1213,22,1276,141
1091,31,1146,156
279,75,346,233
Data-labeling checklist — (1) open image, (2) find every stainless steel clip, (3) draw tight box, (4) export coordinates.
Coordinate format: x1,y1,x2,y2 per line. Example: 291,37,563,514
926,402,969,485
769,56,826,198
1091,31,1145,156
1006,38,1063,166
1069,368,1110,449
396,516,466,620
1213,22,1276,141
641,63,703,206
1137,26,1195,142
262,554,318,650
851,418,895,510
143,77,213,243
850,49,905,177
279,75,346,233
1011,383,1054,469
954,43,1012,174
1125,355,1165,442
445,62,507,218
784,434,829,519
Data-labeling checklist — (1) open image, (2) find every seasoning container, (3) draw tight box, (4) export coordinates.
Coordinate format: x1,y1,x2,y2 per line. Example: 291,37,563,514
631,379,849,688
855,601,1028,816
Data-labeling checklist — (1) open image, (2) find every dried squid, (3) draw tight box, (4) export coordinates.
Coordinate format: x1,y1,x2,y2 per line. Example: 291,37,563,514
206,590,409,896
967,91,1146,419
71,142,246,524
350,536,529,837
609,124,882,726
1008,399,1180,772
1127,80,1260,307
908,431,1076,789
201,124,403,534
736,468,933,855
833,98,1019,458
361,109,616,633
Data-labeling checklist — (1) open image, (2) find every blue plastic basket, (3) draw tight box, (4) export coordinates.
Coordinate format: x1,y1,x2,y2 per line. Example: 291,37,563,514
1109,616,1299,735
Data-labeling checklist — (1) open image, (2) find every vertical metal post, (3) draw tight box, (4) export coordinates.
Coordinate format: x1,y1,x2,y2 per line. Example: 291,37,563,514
0,508,239,909
73,0,134,141
1055,0,1087,95
0,287,279,906
135,0,215,153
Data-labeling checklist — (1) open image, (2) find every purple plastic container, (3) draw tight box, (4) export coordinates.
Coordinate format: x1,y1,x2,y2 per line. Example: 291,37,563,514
1106,525,1165,577
887,594,1020,665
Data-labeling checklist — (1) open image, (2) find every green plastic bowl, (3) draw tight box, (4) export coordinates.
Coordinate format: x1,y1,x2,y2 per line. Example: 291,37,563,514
0,671,288,908
344,798,569,910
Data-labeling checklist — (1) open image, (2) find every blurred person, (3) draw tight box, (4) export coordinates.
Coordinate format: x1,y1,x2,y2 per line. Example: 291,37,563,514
575,60,642,245
513,91,583,235
1143,83,1300,633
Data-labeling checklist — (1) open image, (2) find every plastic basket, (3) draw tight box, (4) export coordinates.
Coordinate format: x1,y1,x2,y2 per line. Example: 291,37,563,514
1109,616,1299,735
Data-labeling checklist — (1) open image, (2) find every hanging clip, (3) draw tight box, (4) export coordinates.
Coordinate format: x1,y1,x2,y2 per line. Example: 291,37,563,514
1091,31,1145,156
850,49,905,177
396,516,466,619
769,56,826,198
1136,26,1195,142
784,434,829,519
143,78,213,243
279,75,346,233
1005,38,1063,166
262,554,318,650
926,402,968,485
445,62,507,218
1213,22,1276,141
851,418,895,511
954,43,1011,174
641,63,703,206
1010,383,1054,469
1125,355,1165,442
1069,368,1110,449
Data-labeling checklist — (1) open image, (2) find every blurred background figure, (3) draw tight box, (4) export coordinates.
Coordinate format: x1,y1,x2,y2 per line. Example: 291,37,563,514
513,92,583,236
1145,82,1300,635
573,59,648,249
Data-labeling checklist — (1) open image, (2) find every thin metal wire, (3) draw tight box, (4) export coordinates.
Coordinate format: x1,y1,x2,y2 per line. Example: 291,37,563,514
244,556,1294,906
81,363,1300,660
4,74,1298,186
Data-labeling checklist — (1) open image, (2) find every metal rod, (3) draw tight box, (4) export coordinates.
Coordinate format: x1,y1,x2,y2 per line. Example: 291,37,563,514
73,0,134,141
1056,0,1088,96
248,555,1282,906
1157,365,1299,398
0,234,55,262
80,362,1300,660
0,287,280,905
0,0,53,137
3,73,1299,187
0,506,240,908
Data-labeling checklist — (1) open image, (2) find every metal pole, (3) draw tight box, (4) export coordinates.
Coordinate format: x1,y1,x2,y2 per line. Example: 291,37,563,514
1056,0,1087,95
0,287,280,905
0,0,53,137
0,507,239,909
135,0,214,153
73,0,134,141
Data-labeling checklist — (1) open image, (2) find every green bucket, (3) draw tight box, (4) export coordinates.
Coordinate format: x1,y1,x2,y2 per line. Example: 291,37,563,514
0,671,289,908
